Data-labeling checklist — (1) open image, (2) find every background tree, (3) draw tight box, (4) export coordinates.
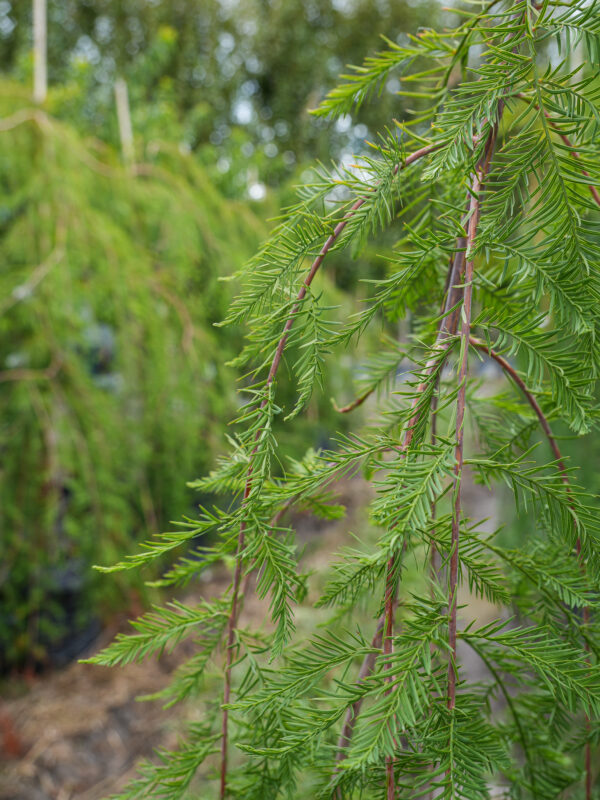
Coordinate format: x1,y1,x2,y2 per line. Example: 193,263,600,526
0,84,264,667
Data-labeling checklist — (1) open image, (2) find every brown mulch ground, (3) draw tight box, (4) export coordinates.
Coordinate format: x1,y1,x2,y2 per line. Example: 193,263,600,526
0,597,217,800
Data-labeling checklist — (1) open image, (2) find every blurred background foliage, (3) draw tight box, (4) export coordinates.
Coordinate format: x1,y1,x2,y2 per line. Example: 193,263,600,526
0,0,438,189
1,1,439,668
0,81,267,668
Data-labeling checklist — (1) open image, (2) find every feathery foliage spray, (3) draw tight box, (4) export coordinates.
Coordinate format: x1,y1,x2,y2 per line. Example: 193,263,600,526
90,1,600,797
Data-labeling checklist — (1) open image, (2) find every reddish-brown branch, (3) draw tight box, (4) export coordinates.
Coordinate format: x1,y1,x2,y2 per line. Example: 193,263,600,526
264,143,439,392
333,246,463,771
219,142,439,799
585,736,592,800
374,224,477,800
374,125,500,795
468,338,568,478
221,492,302,796
326,49,595,799
448,202,477,708
448,120,498,712
546,120,600,210
383,552,396,799
330,188,482,787
333,385,376,414
430,391,440,595
360,149,492,794
374,219,471,800
220,486,251,797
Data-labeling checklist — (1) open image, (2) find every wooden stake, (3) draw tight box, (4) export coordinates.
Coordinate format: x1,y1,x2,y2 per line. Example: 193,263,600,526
114,77,134,166
33,0,47,104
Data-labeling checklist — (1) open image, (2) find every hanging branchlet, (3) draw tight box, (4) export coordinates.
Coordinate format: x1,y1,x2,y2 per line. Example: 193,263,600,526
94,2,600,798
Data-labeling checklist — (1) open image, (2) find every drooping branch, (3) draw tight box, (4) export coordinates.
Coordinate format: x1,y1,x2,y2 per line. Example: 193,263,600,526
330,127,505,795
372,128,502,797
383,555,397,799
265,144,440,389
430,389,440,595
219,141,439,799
356,216,472,800
468,337,568,480
448,163,490,710
378,246,469,798
0,237,65,317
332,241,467,772
443,105,503,716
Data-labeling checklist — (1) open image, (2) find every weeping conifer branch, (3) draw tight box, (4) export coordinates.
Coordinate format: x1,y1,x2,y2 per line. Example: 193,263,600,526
219,140,439,799
93,3,600,797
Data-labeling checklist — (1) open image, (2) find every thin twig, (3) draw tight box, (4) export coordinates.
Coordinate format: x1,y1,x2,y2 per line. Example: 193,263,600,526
448,187,480,708
0,357,62,384
333,385,376,414
384,553,396,799
150,281,199,360
0,244,65,318
239,497,296,600
430,390,440,596
0,108,50,132
468,338,567,478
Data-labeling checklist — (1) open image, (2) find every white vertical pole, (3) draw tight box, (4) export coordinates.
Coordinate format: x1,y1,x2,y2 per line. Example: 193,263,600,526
33,0,47,104
114,77,135,166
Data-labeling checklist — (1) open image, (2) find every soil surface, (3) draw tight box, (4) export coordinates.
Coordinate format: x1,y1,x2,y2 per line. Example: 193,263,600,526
0,602,215,800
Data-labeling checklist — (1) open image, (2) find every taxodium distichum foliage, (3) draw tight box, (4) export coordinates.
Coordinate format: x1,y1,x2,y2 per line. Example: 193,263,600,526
88,2,600,798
